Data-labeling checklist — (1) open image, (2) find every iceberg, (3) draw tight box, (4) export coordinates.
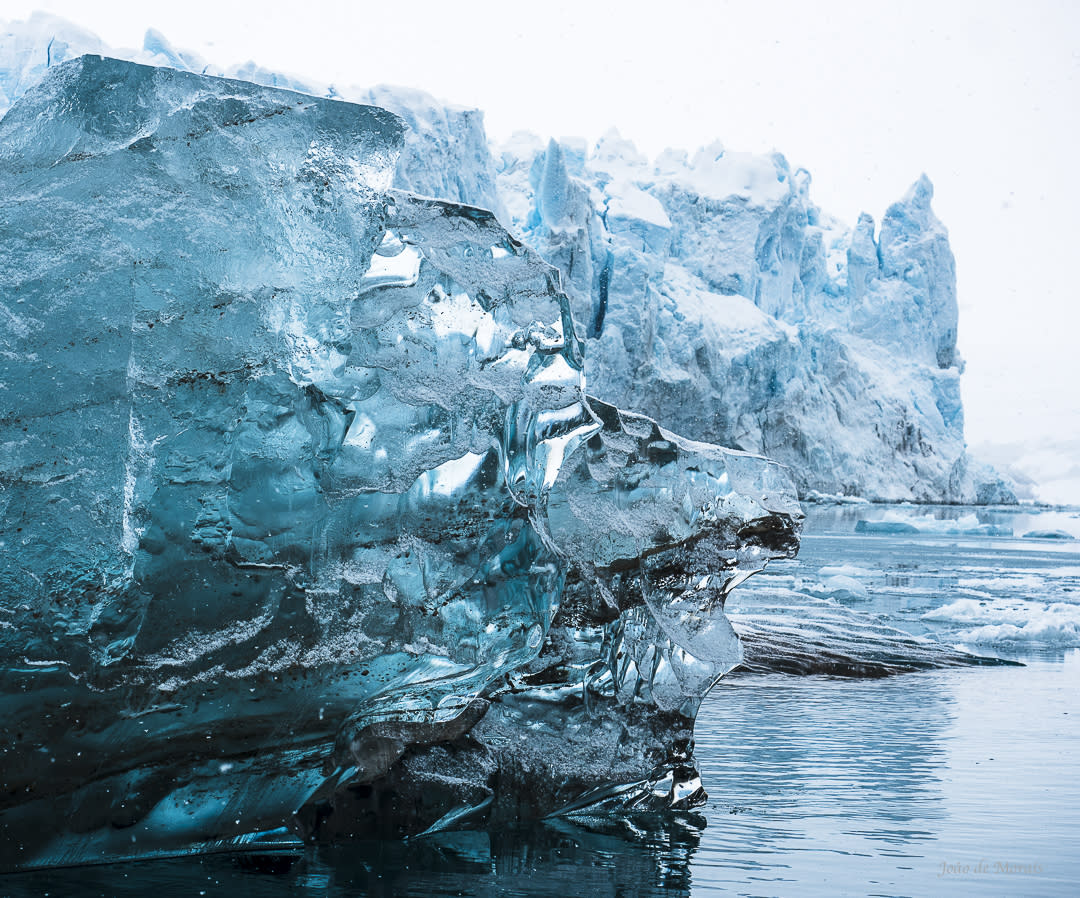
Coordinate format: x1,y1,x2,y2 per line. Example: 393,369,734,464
0,57,801,869
1022,529,1076,541
304,102,1016,505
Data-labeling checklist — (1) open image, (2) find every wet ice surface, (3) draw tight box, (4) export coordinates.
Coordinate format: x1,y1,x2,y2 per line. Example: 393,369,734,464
8,503,1078,896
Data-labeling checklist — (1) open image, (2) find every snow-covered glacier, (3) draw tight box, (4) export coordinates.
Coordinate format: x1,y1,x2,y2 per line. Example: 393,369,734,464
0,12,1012,503
0,55,801,869
488,138,1015,503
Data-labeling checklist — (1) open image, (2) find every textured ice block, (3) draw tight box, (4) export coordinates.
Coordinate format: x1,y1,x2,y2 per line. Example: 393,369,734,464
0,57,801,869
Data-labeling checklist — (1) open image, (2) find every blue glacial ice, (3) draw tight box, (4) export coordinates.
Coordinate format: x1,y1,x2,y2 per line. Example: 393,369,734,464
0,56,801,869
492,134,1016,504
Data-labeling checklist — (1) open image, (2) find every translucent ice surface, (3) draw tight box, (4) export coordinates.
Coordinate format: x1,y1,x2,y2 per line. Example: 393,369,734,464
0,57,801,869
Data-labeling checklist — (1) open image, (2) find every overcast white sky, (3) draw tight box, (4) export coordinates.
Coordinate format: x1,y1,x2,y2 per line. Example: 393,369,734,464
6,0,1080,479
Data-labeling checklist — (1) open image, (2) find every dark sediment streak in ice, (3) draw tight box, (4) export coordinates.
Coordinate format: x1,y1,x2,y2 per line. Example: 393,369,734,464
732,599,1020,677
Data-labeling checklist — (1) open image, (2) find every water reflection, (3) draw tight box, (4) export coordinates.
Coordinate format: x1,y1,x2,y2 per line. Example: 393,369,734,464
689,656,1080,896
5,815,705,898
691,670,952,891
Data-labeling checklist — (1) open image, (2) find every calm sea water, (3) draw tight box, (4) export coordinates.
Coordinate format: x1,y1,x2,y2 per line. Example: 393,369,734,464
7,504,1079,897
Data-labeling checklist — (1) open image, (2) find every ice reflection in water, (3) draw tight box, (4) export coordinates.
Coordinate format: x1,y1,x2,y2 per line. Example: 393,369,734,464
695,672,951,885
691,655,1080,896
5,817,704,897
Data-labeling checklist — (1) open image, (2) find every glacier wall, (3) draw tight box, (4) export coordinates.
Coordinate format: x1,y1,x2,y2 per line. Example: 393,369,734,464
0,56,801,869
0,12,1013,503
489,137,1007,504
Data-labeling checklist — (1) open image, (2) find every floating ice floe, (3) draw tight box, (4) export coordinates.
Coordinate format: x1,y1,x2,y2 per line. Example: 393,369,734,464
923,598,1080,646
856,511,1012,537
